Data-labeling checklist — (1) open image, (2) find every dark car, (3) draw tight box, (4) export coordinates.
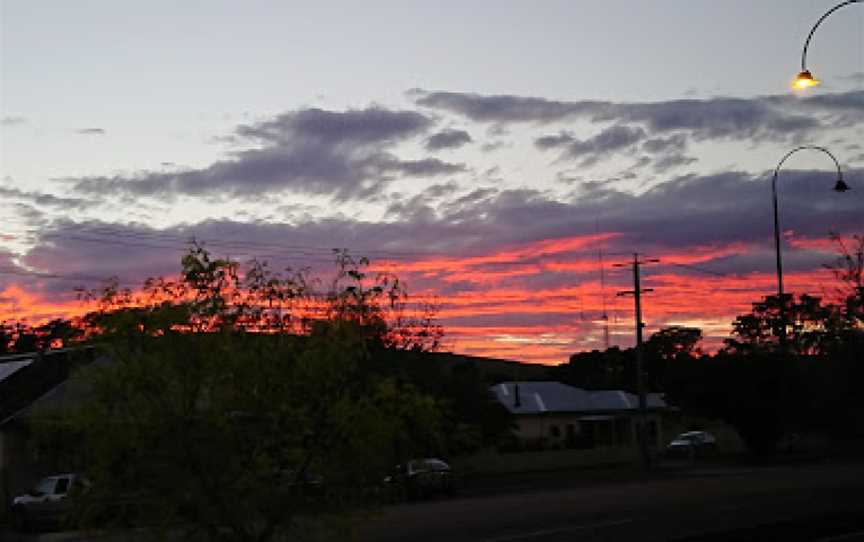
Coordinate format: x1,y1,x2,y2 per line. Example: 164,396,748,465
665,431,717,459
384,458,455,500
279,468,325,497
10,473,87,532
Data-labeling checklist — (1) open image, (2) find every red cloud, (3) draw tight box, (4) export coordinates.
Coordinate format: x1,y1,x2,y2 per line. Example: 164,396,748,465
1,232,848,365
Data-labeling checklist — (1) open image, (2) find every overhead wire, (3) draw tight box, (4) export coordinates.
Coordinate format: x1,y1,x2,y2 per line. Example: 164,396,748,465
664,262,731,278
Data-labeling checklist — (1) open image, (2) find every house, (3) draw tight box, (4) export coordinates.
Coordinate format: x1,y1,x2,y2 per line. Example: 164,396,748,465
490,381,667,450
0,347,98,517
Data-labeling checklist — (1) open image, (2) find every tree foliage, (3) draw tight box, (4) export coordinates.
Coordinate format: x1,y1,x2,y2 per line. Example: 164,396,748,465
37,246,453,541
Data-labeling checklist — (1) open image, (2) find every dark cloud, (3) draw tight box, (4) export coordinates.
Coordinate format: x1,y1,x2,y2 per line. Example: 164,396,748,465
235,107,430,145
415,89,864,143
16,165,864,301
652,154,698,172
384,167,863,274
642,134,688,154
378,157,466,177
70,106,451,202
535,125,647,166
534,131,576,150
838,72,864,85
425,129,473,151
76,128,106,135
414,89,609,124
383,181,462,219
638,133,696,172
609,97,818,142
0,187,95,211
565,125,646,160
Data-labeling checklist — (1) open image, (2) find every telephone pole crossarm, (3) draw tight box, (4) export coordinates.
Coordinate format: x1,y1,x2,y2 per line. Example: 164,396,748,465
614,254,659,471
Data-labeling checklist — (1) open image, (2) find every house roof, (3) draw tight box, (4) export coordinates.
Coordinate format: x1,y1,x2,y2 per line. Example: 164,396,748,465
491,381,666,415
1,354,112,428
0,359,33,383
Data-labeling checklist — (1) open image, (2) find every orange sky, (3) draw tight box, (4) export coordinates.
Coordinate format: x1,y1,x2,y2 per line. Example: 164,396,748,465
1,232,847,365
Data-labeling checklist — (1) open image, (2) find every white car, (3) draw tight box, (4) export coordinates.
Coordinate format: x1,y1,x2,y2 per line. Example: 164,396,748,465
11,473,86,532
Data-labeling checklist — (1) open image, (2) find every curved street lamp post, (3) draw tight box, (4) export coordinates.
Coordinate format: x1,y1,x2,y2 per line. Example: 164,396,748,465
771,146,849,351
793,0,863,89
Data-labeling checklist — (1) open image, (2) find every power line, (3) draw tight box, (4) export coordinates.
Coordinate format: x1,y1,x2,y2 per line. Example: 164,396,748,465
9,227,643,270
33,224,438,260
0,266,128,284
666,262,729,277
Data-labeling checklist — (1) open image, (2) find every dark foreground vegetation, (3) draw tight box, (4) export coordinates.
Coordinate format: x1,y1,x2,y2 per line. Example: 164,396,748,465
555,234,864,456
7,246,509,541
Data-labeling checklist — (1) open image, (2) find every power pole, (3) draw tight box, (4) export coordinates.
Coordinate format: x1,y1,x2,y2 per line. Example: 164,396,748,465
599,247,610,350
616,253,659,471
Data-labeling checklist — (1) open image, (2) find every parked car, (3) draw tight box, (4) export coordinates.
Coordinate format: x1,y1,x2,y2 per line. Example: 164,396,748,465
279,468,325,497
665,431,717,458
384,458,455,500
10,473,87,532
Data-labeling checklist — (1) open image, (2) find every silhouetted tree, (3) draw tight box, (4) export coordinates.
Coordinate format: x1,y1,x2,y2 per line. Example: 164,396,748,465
33,246,460,541
723,293,837,357
0,322,14,355
11,322,38,353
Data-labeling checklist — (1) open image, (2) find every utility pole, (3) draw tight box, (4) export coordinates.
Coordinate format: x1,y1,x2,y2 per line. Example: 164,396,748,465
599,247,610,350
616,253,659,471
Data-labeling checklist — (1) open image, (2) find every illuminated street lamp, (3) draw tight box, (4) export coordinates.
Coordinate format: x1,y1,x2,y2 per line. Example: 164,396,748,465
793,0,862,89
792,70,820,90
771,146,848,351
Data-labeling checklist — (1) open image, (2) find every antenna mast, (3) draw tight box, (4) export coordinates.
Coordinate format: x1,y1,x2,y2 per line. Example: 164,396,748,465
596,214,610,350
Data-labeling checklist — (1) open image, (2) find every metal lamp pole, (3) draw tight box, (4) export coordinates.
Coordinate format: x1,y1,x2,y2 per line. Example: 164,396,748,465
793,0,862,89
771,146,848,352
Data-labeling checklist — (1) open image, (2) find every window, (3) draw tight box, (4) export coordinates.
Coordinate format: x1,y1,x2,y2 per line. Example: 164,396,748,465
33,477,55,496
54,477,70,495
422,459,450,471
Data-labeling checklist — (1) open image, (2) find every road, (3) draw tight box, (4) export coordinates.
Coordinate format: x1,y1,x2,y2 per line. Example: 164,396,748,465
359,462,864,541
4,462,864,541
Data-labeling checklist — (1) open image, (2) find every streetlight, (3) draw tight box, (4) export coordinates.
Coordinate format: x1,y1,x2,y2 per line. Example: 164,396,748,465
793,0,862,89
771,145,849,351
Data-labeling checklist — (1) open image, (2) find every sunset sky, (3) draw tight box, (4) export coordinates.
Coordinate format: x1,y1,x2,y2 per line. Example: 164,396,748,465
2,1,863,363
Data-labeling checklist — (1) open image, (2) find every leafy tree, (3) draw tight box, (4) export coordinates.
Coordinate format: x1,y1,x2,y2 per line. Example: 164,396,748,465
824,233,864,329
11,322,38,353
824,233,864,299
35,318,82,350
643,326,702,392
557,347,633,391
0,321,14,355
644,326,702,361
723,293,837,357
37,246,450,541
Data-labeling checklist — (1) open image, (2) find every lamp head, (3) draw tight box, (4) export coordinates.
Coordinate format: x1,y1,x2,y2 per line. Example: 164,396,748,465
834,178,850,193
793,70,820,90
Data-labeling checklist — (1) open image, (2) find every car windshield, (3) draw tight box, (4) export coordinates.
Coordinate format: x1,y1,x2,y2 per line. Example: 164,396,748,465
33,477,55,496
421,459,450,471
